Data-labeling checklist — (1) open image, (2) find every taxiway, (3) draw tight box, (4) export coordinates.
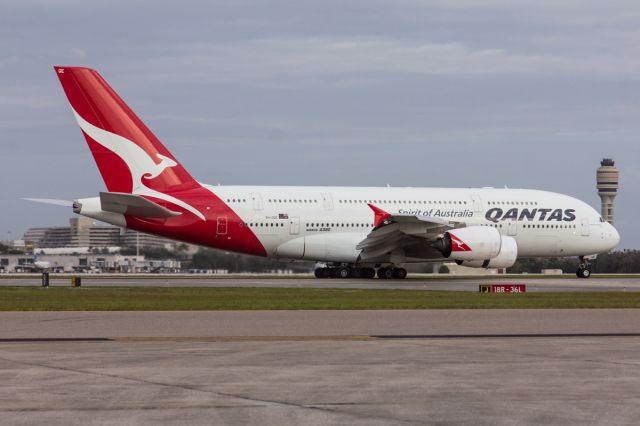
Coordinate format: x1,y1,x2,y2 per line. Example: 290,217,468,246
1,309,639,425
2,275,640,292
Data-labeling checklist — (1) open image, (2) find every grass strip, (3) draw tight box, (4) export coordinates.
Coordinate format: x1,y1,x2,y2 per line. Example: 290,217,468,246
0,287,639,311
2,274,640,280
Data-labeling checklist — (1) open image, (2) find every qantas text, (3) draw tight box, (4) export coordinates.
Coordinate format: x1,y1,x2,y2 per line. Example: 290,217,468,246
485,208,576,222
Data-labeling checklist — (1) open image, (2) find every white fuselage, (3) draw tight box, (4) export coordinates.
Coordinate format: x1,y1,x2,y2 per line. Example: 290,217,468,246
203,185,619,264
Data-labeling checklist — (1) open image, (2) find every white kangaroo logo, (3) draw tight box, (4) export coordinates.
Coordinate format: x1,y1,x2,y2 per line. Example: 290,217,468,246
73,109,205,220
143,154,177,180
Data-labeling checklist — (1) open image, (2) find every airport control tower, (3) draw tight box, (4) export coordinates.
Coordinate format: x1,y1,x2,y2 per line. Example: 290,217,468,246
596,158,619,224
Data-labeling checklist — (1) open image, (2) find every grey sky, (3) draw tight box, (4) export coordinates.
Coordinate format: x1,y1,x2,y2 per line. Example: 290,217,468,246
1,0,638,248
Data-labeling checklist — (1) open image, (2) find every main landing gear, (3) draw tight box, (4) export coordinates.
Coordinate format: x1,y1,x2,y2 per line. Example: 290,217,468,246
314,265,407,279
377,266,407,279
576,256,592,279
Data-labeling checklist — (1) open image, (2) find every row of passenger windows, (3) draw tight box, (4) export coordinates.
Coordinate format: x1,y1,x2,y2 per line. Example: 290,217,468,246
267,199,318,203
227,198,320,204
481,223,576,229
487,201,539,206
246,222,373,228
227,197,541,206
523,223,576,229
245,222,574,230
306,223,373,228
339,199,467,205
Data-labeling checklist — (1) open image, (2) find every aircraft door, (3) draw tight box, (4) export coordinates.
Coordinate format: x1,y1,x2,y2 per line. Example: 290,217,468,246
250,193,263,211
581,218,590,236
216,216,228,235
507,220,517,236
289,217,300,235
321,193,334,210
471,195,483,213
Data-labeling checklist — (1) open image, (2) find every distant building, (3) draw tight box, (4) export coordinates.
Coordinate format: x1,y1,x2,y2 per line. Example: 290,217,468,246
596,158,619,224
23,217,175,249
0,252,182,273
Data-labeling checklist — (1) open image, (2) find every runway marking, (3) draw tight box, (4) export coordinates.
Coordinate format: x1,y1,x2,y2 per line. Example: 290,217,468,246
0,338,110,343
2,333,639,343
110,333,640,341
373,333,640,339
112,335,377,342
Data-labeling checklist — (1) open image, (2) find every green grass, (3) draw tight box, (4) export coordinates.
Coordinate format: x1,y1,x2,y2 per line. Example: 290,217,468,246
2,273,640,280
1,287,639,311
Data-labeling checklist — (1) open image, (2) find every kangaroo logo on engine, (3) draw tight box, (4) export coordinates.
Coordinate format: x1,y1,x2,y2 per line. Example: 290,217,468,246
485,208,576,222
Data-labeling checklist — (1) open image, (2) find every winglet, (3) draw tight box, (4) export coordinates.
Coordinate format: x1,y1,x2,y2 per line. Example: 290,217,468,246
367,204,392,227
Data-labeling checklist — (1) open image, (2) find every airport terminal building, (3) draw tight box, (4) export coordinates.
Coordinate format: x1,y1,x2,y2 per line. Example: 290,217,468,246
0,252,181,273
23,217,173,249
0,217,183,273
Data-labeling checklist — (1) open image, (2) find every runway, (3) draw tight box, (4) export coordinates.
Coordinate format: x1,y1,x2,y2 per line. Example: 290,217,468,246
2,274,640,292
2,309,640,339
1,309,640,425
2,286,640,424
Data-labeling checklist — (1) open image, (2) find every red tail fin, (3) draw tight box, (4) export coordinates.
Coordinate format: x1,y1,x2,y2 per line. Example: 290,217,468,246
54,66,198,194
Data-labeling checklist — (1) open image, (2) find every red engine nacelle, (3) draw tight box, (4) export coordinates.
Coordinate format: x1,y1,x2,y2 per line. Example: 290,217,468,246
454,236,518,269
432,226,502,261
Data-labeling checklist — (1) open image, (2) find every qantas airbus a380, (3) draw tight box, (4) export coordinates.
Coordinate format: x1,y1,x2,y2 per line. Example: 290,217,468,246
44,66,619,279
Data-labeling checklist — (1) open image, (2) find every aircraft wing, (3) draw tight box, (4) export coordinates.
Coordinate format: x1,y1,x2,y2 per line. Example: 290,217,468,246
356,204,463,261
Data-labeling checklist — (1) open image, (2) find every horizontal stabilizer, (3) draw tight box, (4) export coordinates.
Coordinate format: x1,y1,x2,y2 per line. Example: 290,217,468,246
99,192,181,218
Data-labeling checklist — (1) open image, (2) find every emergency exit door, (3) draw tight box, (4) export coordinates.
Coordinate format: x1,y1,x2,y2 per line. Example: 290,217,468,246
470,195,483,213
289,217,300,235
581,218,590,236
217,216,228,235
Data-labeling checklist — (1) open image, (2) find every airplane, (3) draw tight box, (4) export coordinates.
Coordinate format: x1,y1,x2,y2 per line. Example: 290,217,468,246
42,66,619,279
13,256,52,273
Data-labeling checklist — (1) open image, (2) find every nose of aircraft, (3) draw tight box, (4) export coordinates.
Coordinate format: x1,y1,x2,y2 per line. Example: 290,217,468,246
607,223,620,249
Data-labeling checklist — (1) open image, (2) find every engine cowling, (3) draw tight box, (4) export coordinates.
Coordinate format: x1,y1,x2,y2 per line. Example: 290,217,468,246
454,236,518,269
432,226,502,261
487,236,518,268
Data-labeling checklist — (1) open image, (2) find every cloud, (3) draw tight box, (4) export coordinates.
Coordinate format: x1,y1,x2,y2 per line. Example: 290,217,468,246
0,95,55,109
119,36,640,88
1,0,639,247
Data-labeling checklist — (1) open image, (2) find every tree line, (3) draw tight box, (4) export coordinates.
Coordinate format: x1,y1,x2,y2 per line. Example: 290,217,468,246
509,250,640,274
184,248,640,274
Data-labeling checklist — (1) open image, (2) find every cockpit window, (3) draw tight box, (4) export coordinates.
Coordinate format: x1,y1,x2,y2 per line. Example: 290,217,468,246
599,216,605,223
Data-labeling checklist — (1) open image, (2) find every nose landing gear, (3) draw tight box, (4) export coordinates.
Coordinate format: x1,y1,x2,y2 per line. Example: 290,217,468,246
576,256,592,278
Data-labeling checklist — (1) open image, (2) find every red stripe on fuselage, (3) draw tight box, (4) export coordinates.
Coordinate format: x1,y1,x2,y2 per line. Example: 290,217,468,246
124,186,267,257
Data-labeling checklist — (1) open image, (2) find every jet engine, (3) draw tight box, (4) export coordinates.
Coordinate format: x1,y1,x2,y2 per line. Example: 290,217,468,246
454,235,518,269
431,226,502,261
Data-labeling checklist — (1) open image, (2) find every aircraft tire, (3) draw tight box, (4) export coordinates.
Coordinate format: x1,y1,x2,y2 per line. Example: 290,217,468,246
315,268,329,279
362,268,376,279
377,267,394,279
576,267,591,278
392,268,408,279
334,267,351,279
